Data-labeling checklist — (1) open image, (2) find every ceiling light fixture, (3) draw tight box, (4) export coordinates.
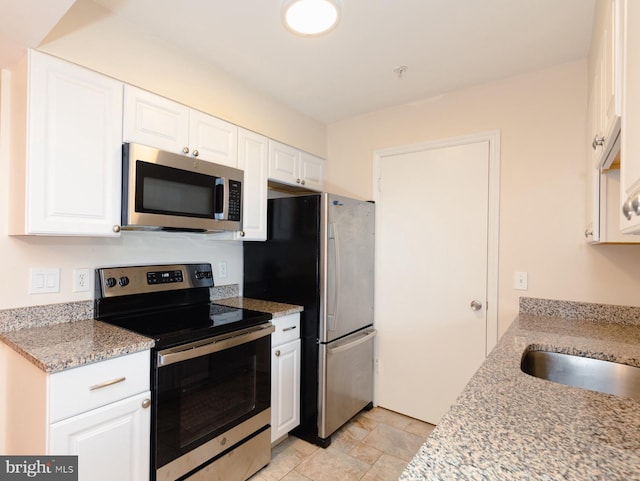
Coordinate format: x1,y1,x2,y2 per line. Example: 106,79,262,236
282,0,342,37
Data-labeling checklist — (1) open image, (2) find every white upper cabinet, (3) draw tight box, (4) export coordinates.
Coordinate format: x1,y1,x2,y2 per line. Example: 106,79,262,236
7,50,123,236
619,0,640,232
300,151,325,191
123,85,238,167
589,0,622,170
268,140,325,191
237,128,269,241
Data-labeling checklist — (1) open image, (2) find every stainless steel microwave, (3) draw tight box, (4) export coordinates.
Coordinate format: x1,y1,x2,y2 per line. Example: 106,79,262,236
121,143,243,233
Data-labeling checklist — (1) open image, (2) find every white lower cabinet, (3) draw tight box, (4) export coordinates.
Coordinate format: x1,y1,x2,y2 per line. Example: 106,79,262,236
271,313,301,443
4,348,151,481
49,392,150,481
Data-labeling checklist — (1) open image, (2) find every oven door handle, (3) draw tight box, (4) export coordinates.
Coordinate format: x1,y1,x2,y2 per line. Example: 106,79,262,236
157,322,275,367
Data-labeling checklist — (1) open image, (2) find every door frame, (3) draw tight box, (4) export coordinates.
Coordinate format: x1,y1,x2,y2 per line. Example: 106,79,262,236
373,130,500,354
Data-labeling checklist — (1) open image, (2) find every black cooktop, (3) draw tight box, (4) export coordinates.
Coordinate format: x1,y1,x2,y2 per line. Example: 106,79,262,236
93,263,272,349
100,302,272,349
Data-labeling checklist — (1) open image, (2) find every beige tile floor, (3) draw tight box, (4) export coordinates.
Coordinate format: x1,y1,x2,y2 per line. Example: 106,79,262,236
250,408,436,481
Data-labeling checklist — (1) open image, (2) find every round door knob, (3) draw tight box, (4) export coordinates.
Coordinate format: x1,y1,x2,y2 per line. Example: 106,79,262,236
584,229,593,238
239,231,246,237
301,179,306,185
183,146,190,154
275,350,281,357
296,178,301,184
142,399,151,409
113,225,121,233
192,149,199,157
470,300,483,311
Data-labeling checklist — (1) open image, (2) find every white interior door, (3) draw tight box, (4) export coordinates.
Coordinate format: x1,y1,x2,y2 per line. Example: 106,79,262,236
375,137,496,425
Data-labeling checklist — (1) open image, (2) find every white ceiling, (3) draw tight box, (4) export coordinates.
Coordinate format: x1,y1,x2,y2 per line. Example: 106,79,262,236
2,0,595,124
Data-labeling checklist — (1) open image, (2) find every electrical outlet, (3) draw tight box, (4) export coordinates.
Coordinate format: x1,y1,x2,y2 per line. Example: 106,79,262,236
218,261,228,279
73,268,91,292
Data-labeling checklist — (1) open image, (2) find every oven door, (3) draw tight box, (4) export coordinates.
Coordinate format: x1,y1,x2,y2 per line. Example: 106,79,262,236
154,323,274,481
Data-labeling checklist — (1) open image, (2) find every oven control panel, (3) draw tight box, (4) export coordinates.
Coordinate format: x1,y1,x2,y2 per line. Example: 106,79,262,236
97,263,214,297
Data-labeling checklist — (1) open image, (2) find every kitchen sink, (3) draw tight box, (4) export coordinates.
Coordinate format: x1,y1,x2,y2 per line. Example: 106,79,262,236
520,349,640,399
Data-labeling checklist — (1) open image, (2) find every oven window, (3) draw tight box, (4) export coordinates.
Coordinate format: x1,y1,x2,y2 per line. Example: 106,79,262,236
135,160,217,218
155,335,270,468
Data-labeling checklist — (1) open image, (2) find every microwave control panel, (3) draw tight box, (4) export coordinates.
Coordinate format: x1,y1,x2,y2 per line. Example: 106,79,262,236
228,180,241,221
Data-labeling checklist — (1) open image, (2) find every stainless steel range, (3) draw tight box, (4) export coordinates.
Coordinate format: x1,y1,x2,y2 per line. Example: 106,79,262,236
94,263,273,481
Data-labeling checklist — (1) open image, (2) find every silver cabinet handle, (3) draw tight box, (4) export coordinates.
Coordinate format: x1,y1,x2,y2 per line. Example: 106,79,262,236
623,198,633,220
275,350,281,357
584,229,593,238
296,178,301,184
142,398,151,409
592,136,605,150
282,326,297,332
239,231,246,237
632,193,640,215
183,146,190,154
112,225,121,233
301,179,306,185
192,149,199,157
470,300,483,311
89,376,126,391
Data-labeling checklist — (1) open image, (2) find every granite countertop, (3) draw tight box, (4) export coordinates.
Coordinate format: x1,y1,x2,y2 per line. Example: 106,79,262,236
400,300,640,481
0,319,154,373
215,297,304,318
0,292,301,374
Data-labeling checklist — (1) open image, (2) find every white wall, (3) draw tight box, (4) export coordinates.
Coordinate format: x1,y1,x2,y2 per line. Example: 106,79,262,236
325,60,640,337
0,0,328,312
38,0,327,158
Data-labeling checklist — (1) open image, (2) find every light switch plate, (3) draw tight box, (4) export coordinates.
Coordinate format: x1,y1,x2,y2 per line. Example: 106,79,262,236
30,268,60,294
514,271,528,291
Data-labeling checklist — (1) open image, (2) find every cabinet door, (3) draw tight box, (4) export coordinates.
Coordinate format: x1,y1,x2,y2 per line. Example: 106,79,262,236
237,128,268,240
620,0,640,232
269,140,300,185
189,110,238,167
300,152,325,191
49,391,151,481
602,0,622,153
123,85,189,154
26,51,123,236
271,339,301,442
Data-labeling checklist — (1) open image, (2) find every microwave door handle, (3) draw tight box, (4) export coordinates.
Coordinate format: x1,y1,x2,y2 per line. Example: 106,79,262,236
214,178,225,220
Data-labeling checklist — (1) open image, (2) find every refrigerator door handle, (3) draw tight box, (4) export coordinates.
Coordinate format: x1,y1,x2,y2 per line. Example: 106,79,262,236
327,329,376,354
327,222,340,332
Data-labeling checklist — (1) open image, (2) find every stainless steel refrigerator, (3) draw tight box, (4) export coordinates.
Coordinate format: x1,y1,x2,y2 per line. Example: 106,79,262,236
243,192,375,447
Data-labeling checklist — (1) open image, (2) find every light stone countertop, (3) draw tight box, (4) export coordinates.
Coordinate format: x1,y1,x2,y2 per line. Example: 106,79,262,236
0,319,154,373
0,292,301,373
214,297,304,318
400,299,640,481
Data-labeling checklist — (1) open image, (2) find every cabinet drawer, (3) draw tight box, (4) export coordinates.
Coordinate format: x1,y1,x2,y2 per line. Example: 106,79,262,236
49,350,150,423
272,313,300,347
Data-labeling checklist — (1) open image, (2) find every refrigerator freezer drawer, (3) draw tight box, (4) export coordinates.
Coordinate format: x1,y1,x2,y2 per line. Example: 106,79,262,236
318,328,376,439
